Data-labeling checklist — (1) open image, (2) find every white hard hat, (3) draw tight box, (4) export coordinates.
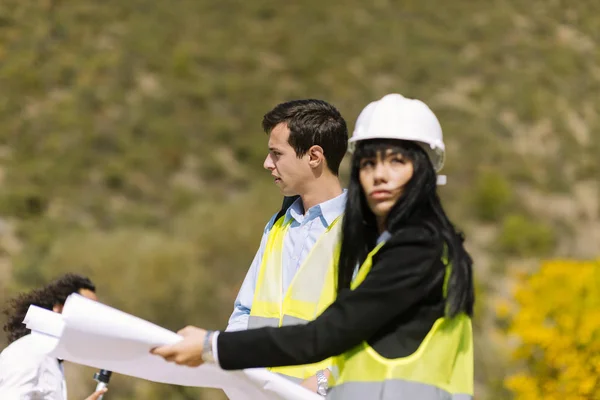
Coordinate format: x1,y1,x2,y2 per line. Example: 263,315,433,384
350,93,446,172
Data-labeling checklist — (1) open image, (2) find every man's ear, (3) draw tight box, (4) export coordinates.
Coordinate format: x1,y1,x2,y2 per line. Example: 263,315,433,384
307,145,325,169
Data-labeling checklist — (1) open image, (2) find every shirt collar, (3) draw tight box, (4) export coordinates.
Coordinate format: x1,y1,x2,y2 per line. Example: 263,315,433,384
319,190,347,226
284,190,347,226
285,198,305,225
376,230,391,245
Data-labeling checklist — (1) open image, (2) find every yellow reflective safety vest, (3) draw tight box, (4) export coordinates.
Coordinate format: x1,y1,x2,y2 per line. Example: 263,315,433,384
248,214,342,382
329,242,474,400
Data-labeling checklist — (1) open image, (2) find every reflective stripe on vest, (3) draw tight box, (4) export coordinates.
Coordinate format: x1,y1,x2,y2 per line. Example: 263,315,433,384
249,214,342,380
330,242,474,399
329,380,473,400
247,316,279,328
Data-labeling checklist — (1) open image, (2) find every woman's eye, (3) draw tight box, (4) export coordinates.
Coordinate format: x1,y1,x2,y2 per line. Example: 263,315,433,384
391,157,405,164
360,160,374,168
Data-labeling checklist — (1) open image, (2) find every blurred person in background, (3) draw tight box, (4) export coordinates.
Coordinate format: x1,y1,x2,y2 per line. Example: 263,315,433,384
0,273,107,400
225,99,348,393
153,94,475,399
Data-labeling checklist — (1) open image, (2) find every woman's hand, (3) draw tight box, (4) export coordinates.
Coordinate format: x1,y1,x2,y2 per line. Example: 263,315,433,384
300,374,319,392
150,326,207,367
300,369,331,394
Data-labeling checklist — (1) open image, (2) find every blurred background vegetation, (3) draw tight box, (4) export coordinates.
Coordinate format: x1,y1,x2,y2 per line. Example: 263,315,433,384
0,0,598,399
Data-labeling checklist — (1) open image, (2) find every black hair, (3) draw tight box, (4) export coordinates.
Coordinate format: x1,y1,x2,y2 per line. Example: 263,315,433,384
337,139,474,317
262,99,348,175
3,273,96,343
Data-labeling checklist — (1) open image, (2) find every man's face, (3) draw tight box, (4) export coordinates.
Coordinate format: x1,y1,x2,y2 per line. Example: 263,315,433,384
52,289,97,314
263,123,312,196
79,289,97,302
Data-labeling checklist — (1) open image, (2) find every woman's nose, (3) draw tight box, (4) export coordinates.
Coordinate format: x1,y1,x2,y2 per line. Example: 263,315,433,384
373,162,388,182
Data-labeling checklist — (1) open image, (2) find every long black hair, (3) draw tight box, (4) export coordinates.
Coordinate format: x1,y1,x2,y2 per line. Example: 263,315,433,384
3,273,96,343
337,139,474,317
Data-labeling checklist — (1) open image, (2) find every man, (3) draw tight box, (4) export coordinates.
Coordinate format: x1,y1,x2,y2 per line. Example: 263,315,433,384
0,273,107,400
226,99,348,394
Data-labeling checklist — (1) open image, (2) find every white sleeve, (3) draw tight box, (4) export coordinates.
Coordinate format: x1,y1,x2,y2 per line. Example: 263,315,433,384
211,331,221,367
0,353,46,399
0,338,64,400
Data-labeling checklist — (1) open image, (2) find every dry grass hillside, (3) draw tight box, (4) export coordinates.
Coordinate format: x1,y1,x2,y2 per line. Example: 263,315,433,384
0,0,598,398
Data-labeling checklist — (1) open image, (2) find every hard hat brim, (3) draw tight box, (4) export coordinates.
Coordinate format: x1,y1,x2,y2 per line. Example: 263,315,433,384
347,137,445,172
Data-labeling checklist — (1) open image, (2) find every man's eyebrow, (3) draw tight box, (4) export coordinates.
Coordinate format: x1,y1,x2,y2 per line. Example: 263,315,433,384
269,147,280,152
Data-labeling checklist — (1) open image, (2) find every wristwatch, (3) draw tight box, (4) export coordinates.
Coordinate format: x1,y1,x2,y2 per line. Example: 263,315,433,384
201,330,216,363
316,369,328,396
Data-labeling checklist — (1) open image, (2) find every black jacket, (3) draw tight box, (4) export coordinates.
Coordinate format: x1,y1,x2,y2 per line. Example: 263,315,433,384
218,222,446,370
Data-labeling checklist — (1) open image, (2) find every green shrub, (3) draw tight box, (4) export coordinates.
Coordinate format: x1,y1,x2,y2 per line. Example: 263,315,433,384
471,170,513,221
499,214,556,257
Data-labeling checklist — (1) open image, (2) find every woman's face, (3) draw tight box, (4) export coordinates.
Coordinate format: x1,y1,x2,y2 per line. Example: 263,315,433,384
359,148,414,226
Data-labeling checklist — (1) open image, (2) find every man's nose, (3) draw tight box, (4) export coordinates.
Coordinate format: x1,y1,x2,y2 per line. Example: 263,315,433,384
263,154,274,170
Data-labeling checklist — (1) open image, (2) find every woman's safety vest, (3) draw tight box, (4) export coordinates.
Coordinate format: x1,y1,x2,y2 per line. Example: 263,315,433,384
248,215,342,382
329,242,474,399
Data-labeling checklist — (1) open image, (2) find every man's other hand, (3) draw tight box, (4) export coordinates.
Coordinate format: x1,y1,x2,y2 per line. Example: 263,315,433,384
84,388,107,400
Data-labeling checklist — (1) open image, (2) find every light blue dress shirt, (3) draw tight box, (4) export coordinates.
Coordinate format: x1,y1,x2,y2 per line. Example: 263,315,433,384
226,191,347,332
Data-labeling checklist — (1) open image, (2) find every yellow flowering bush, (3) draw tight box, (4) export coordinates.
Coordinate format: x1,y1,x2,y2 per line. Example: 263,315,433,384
504,259,600,400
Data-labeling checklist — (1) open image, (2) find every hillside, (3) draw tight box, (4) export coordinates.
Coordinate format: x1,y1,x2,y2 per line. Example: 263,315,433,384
0,1,598,399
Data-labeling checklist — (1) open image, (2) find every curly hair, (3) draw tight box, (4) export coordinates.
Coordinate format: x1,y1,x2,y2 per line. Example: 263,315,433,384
3,273,95,343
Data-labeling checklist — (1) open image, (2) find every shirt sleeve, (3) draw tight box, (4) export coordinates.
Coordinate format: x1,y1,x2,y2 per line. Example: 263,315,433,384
0,352,47,399
217,224,445,370
225,214,277,332
211,331,221,366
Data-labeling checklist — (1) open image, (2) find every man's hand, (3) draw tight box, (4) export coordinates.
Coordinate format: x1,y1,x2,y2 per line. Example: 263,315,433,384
150,326,207,367
84,388,107,400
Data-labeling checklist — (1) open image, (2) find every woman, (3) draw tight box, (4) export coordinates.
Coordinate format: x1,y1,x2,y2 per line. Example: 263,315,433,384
0,273,107,400
153,94,475,399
